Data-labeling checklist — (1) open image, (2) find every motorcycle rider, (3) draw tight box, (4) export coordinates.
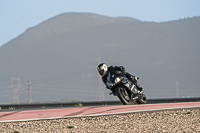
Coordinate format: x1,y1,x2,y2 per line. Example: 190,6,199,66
97,63,143,93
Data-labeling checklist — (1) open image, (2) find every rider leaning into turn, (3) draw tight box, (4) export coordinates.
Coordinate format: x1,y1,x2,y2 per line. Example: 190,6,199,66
97,63,143,92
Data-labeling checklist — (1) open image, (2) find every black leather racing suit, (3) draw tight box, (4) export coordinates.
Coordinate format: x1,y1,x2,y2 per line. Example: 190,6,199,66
101,65,143,91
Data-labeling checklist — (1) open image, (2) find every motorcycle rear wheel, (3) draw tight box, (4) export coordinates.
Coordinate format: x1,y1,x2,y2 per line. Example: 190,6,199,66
137,93,147,104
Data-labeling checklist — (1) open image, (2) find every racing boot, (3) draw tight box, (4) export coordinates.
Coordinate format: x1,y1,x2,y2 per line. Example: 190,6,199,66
109,91,116,96
129,75,143,94
135,81,143,94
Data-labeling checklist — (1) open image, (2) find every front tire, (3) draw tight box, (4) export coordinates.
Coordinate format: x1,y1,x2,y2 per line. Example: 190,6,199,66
116,87,131,105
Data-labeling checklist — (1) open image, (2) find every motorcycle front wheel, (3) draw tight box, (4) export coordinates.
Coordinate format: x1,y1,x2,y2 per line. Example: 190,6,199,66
115,87,133,105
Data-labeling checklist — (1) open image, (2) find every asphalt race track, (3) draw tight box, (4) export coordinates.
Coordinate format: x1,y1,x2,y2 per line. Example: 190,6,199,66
0,102,200,123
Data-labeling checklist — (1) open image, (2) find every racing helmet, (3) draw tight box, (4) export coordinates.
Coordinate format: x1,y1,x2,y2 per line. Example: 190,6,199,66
97,63,108,76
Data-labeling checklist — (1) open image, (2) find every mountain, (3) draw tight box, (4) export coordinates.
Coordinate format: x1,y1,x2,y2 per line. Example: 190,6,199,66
0,13,200,104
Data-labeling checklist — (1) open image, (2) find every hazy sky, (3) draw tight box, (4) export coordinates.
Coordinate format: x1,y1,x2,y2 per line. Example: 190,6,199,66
1,0,200,47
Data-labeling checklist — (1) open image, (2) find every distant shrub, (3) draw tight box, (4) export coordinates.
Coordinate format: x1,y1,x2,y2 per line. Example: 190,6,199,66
187,111,191,114
13,131,20,133
67,125,75,129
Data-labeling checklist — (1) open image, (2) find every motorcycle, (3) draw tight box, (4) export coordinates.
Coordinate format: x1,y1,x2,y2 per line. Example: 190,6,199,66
106,71,147,105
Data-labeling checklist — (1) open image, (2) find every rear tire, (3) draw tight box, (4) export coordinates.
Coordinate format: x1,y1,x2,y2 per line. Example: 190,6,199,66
137,93,147,104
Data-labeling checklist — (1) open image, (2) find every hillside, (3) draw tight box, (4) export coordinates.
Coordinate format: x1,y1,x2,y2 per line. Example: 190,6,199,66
0,13,200,103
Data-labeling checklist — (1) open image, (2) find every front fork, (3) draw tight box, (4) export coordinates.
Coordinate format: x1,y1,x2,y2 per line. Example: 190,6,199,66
122,78,139,103
124,87,137,104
